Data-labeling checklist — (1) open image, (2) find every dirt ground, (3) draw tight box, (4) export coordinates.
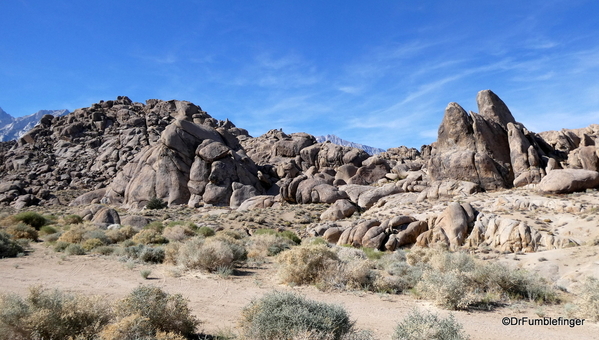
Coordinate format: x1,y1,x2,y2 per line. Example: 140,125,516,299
2,242,598,340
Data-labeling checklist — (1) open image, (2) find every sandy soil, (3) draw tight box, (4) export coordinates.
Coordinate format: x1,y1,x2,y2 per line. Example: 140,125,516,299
2,242,598,340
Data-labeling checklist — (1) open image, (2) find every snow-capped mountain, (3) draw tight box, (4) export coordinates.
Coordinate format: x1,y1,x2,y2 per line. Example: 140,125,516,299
315,134,386,155
0,108,70,141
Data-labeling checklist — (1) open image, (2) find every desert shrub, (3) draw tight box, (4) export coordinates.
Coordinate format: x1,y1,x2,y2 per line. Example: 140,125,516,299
144,221,165,233
305,237,328,246
99,313,154,340
139,247,165,264
240,291,355,340
277,244,340,285
360,247,383,260
84,229,110,244
280,230,301,244
178,236,246,272
196,226,215,237
39,225,57,236
106,225,138,243
374,261,422,294
0,286,112,340
0,231,24,258
82,238,105,251
247,234,296,259
93,246,115,256
412,248,557,310
146,197,167,210
164,242,180,264
567,276,599,321
53,241,71,252
58,226,87,244
254,229,301,245
43,232,61,243
133,229,168,245
122,244,165,264
13,211,46,230
162,225,195,242
217,229,248,240
320,260,375,291
392,309,469,340
6,223,38,240
470,262,557,304
116,286,199,337
63,214,83,224
65,243,86,255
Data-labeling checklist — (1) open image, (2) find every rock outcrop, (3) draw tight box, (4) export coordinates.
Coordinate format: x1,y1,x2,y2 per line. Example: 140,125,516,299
427,90,561,190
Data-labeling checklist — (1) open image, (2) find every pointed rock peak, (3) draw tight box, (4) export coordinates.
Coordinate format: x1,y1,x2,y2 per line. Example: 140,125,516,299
476,89,515,129
436,102,474,150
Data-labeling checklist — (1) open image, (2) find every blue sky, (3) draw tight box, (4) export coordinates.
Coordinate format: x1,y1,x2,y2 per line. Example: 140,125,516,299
1,0,599,149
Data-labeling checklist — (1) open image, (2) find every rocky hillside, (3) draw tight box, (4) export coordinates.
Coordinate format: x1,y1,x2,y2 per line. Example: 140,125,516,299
0,108,69,141
1,90,599,253
315,134,386,155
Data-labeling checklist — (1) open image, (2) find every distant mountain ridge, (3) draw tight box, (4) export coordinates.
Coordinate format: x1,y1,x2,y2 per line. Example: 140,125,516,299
0,108,70,142
315,134,386,155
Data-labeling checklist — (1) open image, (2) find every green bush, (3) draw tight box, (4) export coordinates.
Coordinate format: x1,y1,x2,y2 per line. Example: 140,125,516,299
196,226,216,237
13,211,46,230
116,286,199,337
392,309,469,340
39,225,58,236
146,197,167,210
0,286,112,340
0,231,24,258
240,291,355,340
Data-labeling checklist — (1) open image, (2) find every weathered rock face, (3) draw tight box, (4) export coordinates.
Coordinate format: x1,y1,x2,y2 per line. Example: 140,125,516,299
428,90,556,190
102,114,263,209
536,169,599,194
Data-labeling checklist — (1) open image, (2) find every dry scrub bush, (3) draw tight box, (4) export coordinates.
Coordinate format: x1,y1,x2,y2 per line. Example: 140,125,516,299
240,291,356,340
162,225,195,242
0,286,112,340
65,243,86,255
177,236,247,272
105,225,137,243
411,248,557,310
567,276,599,322
133,229,168,245
0,231,24,258
58,225,87,244
6,223,38,240
116,286,199,338
82,238,105,251
247,233,296,259
392,308,469,340
63,214,83,224
277,244,339,285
